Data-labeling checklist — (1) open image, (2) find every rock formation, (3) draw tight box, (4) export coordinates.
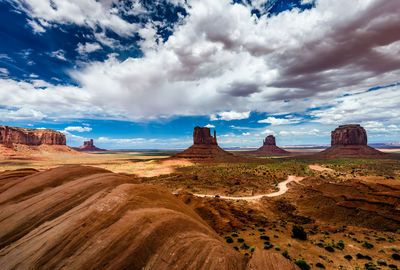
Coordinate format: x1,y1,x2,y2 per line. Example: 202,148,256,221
255,135,289,156
331,124,367,145
318,124,386,158
0,166,298,270
0,125,66,146
74,139,106,152
174,126,237,161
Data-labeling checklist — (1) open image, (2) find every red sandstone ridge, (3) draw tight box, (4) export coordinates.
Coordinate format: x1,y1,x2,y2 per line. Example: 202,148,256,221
0,125,66,146
317,124,387,158
174,126,237,161
0,166,299,270
74,139,106,152
255,135,289,156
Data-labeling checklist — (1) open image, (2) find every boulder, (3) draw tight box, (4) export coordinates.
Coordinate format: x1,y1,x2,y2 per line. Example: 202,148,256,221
0,125,66,146
331,124,367,145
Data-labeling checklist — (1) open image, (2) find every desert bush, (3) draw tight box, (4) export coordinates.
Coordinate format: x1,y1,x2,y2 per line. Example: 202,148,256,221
225,236,233,243
282,250,290,259
325,246,334,252
275,246,281,251
362,241,374,249
365,262,378,270
356,253,372,260
393,254,400,260
260,235,270,241
294,259,311,270
392,247,399,252
344,255,353,261
377,260,387,266
231,233,238,237
292,225,307,240
388,264,398,269
250,246,255,253
315,262,326,268
258,228,266,232
237,238,245,243
264,244,273,250
240,243,250,250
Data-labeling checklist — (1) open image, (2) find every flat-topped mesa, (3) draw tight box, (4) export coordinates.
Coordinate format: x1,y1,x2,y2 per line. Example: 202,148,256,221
317,124,387,158
174,126,236,161
0,125,66,146
331,124,367,146
74,139,106,152
263,135,276,146
193,126,217,145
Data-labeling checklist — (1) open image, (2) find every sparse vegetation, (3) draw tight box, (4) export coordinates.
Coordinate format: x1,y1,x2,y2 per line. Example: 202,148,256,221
292,225,307,240
294,259,311,270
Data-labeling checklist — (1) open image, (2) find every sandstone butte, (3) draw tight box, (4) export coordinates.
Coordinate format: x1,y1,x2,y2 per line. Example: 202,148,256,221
318,124,387,158
174,126,237,161
255,135,289,156
74,139,106,152
0,166,299,270
0,125,66,146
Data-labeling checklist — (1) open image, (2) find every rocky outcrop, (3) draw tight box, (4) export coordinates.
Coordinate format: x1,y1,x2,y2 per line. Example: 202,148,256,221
0,166,298,270
331,124,367,145
193,126,218,145
263,135,276,146
74,139,106,152
0,126,66,146
254,135,289,156
318,124,386,158
175,126,237,161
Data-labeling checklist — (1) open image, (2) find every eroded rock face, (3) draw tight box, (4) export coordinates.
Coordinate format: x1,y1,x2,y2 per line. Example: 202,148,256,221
74,139,106,152
263,135,276,146
0,125,66,146
193,126,218,145
331,124,367,146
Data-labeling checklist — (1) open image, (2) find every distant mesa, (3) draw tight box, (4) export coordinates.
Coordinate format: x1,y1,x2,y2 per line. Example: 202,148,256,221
255,135,290,156
74,139,106,152
318,124,386,158
0,125,66,146
174,126,237,161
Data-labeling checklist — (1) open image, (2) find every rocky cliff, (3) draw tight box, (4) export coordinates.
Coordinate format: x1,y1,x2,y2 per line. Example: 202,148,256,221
0,125,66,146
175,126,236,161
263,135,276,146
74,139,106,152
331,124,367,145
193,126,218,145
318,124,386,158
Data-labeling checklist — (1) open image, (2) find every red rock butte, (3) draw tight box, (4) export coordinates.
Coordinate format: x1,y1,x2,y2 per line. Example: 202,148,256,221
74,139,106,152
174,126,237,161
0,125,66,146
255,135,289,156
318,124,386,158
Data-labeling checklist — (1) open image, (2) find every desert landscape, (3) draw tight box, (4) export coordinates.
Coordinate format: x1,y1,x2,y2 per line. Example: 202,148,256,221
0,124,399,270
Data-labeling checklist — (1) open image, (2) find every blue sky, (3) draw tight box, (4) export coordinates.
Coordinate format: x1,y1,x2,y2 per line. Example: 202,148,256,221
1,0,400,149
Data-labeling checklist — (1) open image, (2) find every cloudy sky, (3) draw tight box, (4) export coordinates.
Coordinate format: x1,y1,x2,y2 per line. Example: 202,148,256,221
1,0,400,149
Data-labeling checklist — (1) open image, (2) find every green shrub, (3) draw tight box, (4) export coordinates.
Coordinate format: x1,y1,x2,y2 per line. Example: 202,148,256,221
325,246,334,252
240,243,250,250
237,238,245,243
377,260,387,266
292,225,307,240
260,235,270,241
393,254,400,260
365,262,378,270
344,254,353,261
362,241,374,249
264,244,273,250
250,246,255,253
294,259,311,270
376,236,386,241
282,250,290,259
258,228,266,232
388,264,398,269
225,236,233,243
315,262,326,269
356,253,372,260
392,247,399,252
275,246,281,251
231,233,238,237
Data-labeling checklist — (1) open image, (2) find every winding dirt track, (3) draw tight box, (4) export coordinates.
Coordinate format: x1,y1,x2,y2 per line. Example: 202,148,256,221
193,175,304,201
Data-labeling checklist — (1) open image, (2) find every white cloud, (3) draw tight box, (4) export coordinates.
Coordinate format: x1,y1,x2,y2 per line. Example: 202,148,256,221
49,49,67,61
76,42,102,54
27,19,45,34
204,124,215,128
63,126,92,132
0,68,9,77
279,129,320,136
211,111,250,121
242,132,250,136
0,107,46,121
258,116,301,125
261,129,276,135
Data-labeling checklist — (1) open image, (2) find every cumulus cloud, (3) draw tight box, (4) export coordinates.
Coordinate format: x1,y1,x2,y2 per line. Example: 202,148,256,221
210,111,251,121
258,116,301,125
49,50,67,61
2,0,400,125
63,126,92,132
76,42,102,55
204,124,215,128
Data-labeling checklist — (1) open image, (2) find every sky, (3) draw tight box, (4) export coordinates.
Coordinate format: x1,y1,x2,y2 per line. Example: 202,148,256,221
1,0,400,149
